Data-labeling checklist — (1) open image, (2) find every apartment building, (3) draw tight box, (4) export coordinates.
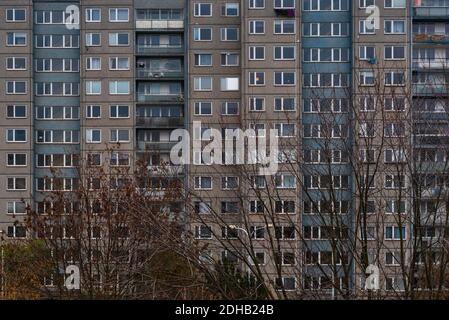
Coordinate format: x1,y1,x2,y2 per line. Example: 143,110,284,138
1,0,449,298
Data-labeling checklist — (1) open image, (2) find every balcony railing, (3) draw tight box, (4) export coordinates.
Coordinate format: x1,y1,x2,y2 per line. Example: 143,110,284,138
137,93,184,103
136,44,184,55
413,33,449,44
137,141,177,151
136,20,184,30
147,165,184,176
414,6,449,18
413,58,449,70
136,69,183,79
413,84,449,96
136,116,184,128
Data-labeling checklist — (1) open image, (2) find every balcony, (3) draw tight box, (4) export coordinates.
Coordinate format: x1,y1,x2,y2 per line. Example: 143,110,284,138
136,69,183,80
137,141,177,152
136,19,184,30
413,33,449,44
414,6,449,19
413,84,449,96
136,44,184,56
136,116,184,128
147,165,184,176
413,58,449,70
137,93,184,104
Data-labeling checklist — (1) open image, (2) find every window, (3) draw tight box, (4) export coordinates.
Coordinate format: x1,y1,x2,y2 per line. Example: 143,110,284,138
359,122,375,137
194,77,212,91
109,8,129,22
274,20,295,34
87,153,101,166
221,27,239,41
109,57,130,71
359,20,375,34
7,32,26,46
86,8,101,22
385,174,405,189
110,152,130,166
275,277,296,291
221,102,239,115
274,0,295,8
221,53,239,66
249,0,265,9
194,28,212,41
249,72,265,85
86,81,101,95
86,105,101,118
222,3,239,16
36,130,79,143
6,81,26,94
359,71,375,86
6,9,26,22
7,201,27,215
386,277,405,291
275,226,296,239
110,105,129,118
275,123,295,137
385,46,405,60
359,46,375,60
35,58,79,72
36,34,79,48
6,57,26,70
35,10,67,24
274,46,295,60
250,226,265,239
385,226,406,240
385,200,406,214
275,174,295,188
222,176,239,190
109,33,129,46
7,105,26,118
249,97,265,111
86,129,101,143
385,148,406,163
194,176,212,189
250,200,264,214
7,129,26,142
35,106,79,120
249,46,265,60
275,201,295,214
109,81,130,94
385,0,406,8
275,97,295,111
384,20,405,34
385,97,405,111
274,71,295,85
194,54,212,66
194,3,212,16
7,225,26,238
385,71,405,86
35,82,79,96
86,57,101,70
359,0,375,8
220,77,239,91
110,129,130,143
7,153,27,166
194,102,212,115
249,20,265,34
195,225,212,239
86,33,101,46
7,177,26,190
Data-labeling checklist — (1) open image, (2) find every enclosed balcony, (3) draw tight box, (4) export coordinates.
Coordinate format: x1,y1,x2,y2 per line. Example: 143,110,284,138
413,58,449,70
137,130,178,152
136,34,184,56
137,82,184,103
136,58,183,79
136,105,184,128
414,4,449,19
136,9,184,30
